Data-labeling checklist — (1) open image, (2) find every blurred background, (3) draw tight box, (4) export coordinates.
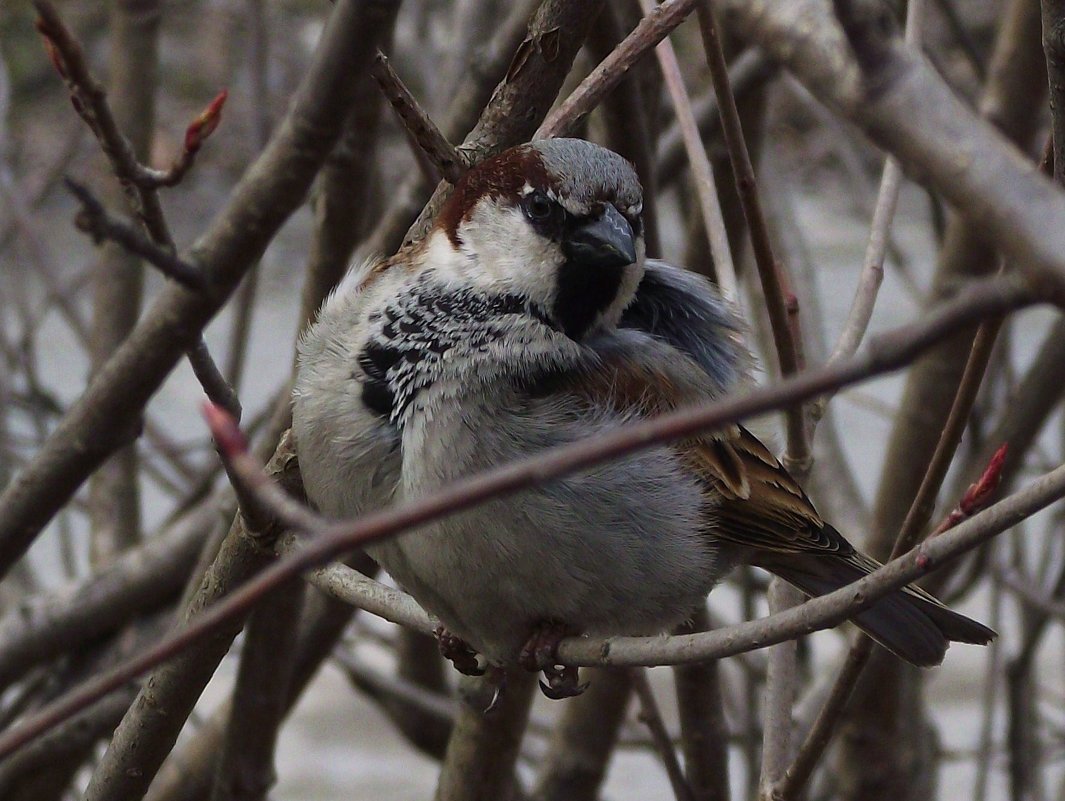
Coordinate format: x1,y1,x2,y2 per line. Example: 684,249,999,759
1,1,1063,800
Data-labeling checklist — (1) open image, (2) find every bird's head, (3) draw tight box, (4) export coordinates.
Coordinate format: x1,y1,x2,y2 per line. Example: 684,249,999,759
430,138,645,341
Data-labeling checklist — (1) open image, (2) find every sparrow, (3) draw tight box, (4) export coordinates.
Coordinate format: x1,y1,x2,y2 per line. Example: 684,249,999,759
292,138,993,698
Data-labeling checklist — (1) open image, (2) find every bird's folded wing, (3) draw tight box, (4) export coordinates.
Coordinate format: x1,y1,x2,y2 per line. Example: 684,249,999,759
566,333,854,559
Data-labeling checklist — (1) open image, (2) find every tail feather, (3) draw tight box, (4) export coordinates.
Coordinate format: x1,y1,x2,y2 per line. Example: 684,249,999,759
755,552,995,667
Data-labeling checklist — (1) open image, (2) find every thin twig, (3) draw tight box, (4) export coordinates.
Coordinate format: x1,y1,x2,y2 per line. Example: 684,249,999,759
697,0,807,469
772,439,1007,800
536,0,699,139
371,52,467,184
65,179,208,292
638,0,737,302
33,0,238,420
138,90,228,189
816,0,925,424
0,274,1041,759
632,668,696,801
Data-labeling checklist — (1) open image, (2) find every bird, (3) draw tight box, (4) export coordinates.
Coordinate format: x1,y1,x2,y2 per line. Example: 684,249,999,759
292,137,994,699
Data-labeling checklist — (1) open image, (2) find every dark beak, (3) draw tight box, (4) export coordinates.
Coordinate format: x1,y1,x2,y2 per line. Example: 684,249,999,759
562,204,636,269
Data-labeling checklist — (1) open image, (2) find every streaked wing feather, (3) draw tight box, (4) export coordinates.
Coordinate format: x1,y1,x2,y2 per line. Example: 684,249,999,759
557,335,841,558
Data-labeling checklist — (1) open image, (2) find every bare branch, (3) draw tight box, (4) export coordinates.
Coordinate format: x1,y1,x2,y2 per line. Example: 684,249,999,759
698,1,807,470
371,52,467,184
65,179,209,292
0,273,1040,760
0,0,395,577
638,0,737,303
632,668,695,801
537,0,698,139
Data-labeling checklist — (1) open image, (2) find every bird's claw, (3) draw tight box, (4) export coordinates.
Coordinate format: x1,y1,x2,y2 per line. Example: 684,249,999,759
482,666,508,714
435,626,484,676
538,664,588,699
520,620,586,699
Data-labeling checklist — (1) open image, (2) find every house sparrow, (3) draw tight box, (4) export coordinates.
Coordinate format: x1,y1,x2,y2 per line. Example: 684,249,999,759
293,138,993,698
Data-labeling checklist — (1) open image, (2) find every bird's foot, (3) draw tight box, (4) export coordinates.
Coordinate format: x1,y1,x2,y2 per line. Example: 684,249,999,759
519,620,588,700
538,665,588,699
435,626,484,676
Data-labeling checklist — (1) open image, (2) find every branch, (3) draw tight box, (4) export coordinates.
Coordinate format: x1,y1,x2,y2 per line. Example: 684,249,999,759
716,0,1065,301
536,0,698,138
638,0,738,303
697,1,807,471
0,0,393,578
814,0,929,421
65,179,209,292
771,440,1007,800
370,52,467,184
0,274,1041,760
631,668,696,801
0,493,219,690
139,89,228,189
34,0,238,423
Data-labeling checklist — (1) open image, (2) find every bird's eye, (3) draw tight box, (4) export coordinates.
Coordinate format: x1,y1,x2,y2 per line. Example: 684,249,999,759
523,191,558,223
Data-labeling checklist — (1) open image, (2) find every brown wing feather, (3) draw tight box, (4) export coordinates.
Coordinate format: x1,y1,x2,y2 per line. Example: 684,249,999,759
558,341,838,557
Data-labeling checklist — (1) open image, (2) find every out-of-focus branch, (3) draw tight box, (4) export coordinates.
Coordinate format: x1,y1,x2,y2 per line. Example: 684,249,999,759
586,3,661,257
818,0,926,388
65,179,208,292
672,608,730,801
0,493,220,690
698,1,806,469
656,49,775,188
33,0,238,423
371,52,468,184
143,560,370,801
210,581,304,801
631,668,695,801
85,0,162,567
772,443,1007,801
640,0,736,303
537,0,699,139
434,671,536,801
0,0,396,579
716,0,1064,299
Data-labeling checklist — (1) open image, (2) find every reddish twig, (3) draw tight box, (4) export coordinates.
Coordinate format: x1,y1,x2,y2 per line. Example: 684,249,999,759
371,52,467,184
138,90,228,189
33,0,239,421
0,275,1039,760
932,444,1008,537
772,439,1008,800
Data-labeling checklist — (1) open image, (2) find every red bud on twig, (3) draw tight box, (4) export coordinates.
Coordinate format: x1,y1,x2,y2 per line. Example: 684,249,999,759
203,400,247,459
184,89,228,154
934,443,1008,535
960,443,1008,515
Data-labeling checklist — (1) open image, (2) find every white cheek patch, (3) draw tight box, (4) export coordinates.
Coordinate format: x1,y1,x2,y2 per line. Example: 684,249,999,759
447,198,566,310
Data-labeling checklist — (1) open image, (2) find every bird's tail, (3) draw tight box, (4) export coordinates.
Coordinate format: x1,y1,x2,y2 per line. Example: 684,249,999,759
755,549,994,667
